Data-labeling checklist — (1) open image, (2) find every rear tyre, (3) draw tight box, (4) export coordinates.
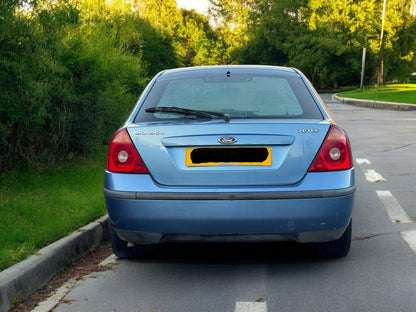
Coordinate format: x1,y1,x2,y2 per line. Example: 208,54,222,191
110,226,148,259
316,220,352,258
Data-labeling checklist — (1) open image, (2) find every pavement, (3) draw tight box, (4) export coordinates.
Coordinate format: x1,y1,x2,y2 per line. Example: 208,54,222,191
0,95,414,312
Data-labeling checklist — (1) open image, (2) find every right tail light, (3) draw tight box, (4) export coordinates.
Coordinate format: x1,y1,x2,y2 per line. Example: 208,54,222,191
308,124,353,172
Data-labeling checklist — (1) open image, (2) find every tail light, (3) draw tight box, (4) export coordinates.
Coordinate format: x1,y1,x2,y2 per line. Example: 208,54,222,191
106,128,149,174
308,124,353,172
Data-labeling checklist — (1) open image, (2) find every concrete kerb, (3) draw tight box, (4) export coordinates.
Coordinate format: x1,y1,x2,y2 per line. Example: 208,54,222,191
333,94,416,111
0,215,110,312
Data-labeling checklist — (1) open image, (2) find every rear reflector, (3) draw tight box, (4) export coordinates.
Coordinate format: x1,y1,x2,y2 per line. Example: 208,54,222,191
308,125,353,172
106,128,149,174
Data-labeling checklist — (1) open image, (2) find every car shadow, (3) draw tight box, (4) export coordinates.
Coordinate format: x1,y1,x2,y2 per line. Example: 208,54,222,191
131,242,336,265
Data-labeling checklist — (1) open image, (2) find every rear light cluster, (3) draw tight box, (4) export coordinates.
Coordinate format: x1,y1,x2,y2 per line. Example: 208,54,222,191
308,124,353,172
106,128,149,174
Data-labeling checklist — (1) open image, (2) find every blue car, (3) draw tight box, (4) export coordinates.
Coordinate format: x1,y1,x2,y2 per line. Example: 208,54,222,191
104,65,355,258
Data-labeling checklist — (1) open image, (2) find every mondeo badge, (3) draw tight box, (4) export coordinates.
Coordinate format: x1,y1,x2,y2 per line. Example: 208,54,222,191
218,136,237,144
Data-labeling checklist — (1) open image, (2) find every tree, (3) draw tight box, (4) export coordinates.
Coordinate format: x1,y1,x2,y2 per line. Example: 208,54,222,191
133,0,224,66
304,0,416,85
214,0,416,87
209,0,252,63
174,9,223,66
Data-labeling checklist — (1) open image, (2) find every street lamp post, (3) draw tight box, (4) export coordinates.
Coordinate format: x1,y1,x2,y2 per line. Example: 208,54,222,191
360,47,367,92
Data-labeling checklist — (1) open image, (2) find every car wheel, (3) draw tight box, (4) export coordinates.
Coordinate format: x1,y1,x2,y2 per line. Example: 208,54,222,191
110,226,148,259
316,220,352,258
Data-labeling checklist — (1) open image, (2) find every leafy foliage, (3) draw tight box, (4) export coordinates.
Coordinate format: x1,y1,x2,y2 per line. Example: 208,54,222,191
210,0,416,87
0,2,147,171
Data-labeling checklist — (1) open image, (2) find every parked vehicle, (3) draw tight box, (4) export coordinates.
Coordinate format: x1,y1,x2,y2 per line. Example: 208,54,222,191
104,65,355,258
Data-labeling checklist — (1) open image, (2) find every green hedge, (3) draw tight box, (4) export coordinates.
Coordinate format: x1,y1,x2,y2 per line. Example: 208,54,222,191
0,1,179,172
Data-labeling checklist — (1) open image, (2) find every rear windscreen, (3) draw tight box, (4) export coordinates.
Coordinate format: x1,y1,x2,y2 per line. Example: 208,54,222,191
136,75,323,121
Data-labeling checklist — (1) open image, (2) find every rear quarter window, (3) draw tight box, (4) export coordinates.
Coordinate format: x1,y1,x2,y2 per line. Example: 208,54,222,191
136,75,322,121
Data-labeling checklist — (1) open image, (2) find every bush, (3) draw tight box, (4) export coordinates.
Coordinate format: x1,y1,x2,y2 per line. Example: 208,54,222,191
0,1,174,172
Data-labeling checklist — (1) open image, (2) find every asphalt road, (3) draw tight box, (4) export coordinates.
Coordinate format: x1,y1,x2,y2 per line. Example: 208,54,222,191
47,95,416,312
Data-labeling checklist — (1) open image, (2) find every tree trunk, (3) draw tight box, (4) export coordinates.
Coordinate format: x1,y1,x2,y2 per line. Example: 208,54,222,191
377,54,384,86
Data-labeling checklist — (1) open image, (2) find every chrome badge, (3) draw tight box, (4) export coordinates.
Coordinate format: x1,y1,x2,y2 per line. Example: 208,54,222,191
135,131,165,135
297,129,319,133
218,136,238,144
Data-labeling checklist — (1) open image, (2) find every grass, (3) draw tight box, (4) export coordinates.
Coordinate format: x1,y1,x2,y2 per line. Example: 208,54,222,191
0,151,107,271
337,84,416,105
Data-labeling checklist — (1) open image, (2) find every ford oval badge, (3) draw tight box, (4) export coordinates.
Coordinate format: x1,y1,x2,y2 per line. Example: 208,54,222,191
218,136,237,144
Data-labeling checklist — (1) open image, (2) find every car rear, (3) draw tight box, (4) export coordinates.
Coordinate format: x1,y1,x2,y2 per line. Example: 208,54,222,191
104,65,355,258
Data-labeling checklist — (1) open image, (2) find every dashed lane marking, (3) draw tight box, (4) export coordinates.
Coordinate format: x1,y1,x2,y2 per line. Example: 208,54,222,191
355,158,385,182
364,170,386,183
356,158,371,165
401,231,416,253
235,302,268,312
356,158,415,254
376,190,412,224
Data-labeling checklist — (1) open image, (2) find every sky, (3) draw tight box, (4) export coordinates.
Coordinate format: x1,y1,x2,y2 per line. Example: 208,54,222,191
175,0,211,14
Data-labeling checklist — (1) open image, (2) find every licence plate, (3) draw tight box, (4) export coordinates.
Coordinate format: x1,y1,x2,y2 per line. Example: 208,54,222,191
185,147,272,167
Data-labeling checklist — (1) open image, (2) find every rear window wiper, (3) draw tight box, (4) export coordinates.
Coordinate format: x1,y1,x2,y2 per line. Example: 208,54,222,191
145,106,230,122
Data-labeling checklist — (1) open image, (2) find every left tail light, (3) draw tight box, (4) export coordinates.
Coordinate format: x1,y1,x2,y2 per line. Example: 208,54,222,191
106,128,149,174
308,124,353,172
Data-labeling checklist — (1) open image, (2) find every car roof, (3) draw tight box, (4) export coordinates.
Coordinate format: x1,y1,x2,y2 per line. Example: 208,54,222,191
157,65,299,80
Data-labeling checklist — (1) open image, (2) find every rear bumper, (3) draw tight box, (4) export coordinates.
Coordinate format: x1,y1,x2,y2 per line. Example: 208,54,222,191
104,170,355,244
106,195,354,243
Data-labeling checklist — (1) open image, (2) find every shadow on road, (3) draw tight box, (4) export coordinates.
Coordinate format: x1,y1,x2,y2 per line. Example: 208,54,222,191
130,242,336,265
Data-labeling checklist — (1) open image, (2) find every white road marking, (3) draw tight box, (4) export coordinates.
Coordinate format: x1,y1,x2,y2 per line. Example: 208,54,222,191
376,190,412,223
235,302,267,312
356,158,372,165
31,278,77,312
401,231,416,253
364,170,386,182
357,158,416,253
99,254,119,269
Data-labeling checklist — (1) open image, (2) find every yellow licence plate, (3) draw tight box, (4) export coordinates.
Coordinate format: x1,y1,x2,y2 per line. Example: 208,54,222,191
185,147,272,167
